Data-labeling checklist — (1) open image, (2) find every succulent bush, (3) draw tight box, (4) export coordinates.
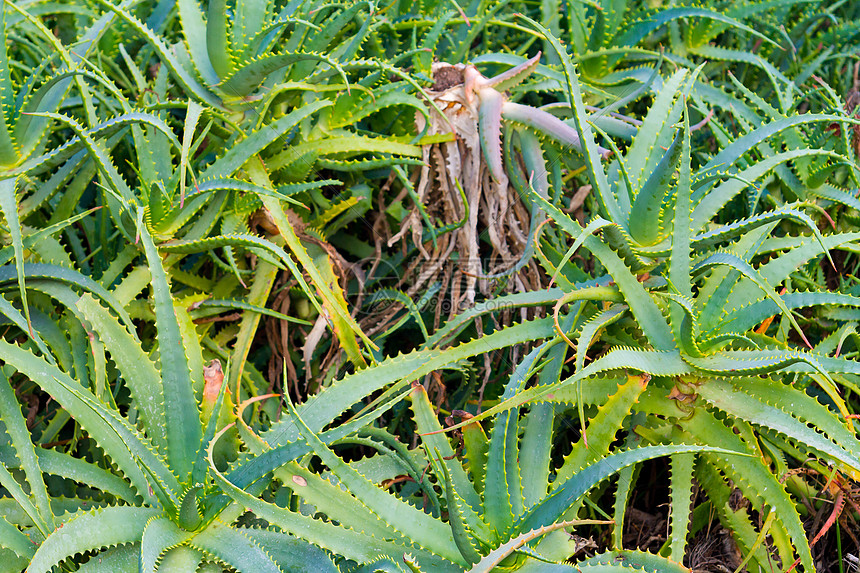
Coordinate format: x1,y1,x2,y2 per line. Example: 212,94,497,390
1,0,860,571
207,323,734,571
0,205,345,571
444,22,860,570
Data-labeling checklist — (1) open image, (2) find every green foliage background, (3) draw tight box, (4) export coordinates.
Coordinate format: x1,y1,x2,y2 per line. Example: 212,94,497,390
0,0,859,571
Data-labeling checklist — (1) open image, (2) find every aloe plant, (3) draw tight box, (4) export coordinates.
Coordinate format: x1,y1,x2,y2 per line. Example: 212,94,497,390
0,206,344,571
2,0,860,569
86,0,467,375
206,312,738,572
428,20,860,569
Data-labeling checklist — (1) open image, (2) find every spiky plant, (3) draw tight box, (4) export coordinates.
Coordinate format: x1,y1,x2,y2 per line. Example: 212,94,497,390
205,308,735,572
0,202,344,571
436,21,860,570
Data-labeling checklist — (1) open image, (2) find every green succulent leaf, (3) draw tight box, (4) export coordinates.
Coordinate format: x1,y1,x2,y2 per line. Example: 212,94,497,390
27,506,159,573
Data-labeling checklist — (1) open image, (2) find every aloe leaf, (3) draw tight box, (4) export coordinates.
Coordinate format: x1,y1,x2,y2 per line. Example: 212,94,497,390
520,332,573,510
336,2,375,62
27,506,159,573
462,416,489,498
138,217,202,483
285,395,464,563
189,520,282,572
714,292,860,336
219,52,347,97
240,528,340,573
691,45,793,110
205,100,330,179
702,114,860,175
477,87,505,183
206,0,233,79
470,518,607,572
436,453,484,565
623,69,688,196
439,351,693,435
192,358,229,487
0,339,179,504
426,288,566,348
0,294,52,364
14,108,161,177
0,3,16,166
628,127,682,246
18,149,89,217
553,374,649,490
75,544,142,573
808,183,860,211
92,0,220,106
176,0,219,85
326,86,428,130
178,99,203,205
667,453,694,563
534,194,675,350
317,156,424,172
0,515,34,560
222,390,404,502
687,348,827,377
501,101,597,157
518,15,623,226
0,178,30,334
158,234,286,268
669,106,693,337
411,384,483,517
697,378,860,472
2,257,117,310
484,402,520,535
573,305,627,425
0,447,136,501
515,445,734,534
245,16,319,60
691,203,831,254
208,428,462,570
76,294,168,455
262,317,555,448
0,461,43,540
305,240,368,367
193,298,310,325
550,217,614,287
363,287,436,340
484,52,542,92
661,294,705,358
241,159,374,357
275,461,402,541
140,516,192,573
617,7,778,49
692,251,812,347
25,112,134,205
154,546,202,571
608,432,642,552
695,220,773,327
492,346,545,530
577,549,692,572
694,460,777,571
293,2,363,67
517,127,551,209
195,177,337,200
4,46,68,164
724,232,860,314
682,411,813,570
0,367,53,533
269,133,422,171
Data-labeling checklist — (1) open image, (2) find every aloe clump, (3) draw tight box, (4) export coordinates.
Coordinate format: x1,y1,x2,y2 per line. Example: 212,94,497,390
434,20,860,570
0,209,338,571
